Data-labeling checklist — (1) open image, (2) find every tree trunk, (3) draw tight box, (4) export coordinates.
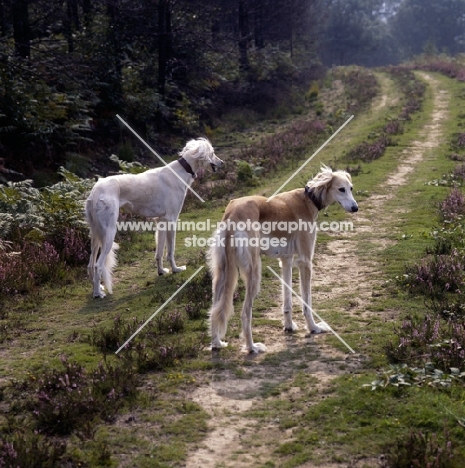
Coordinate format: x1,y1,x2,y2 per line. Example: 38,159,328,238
253,0,264,49
106,0,123,104
0,1,6,38
238,0,249,72
13,0,30,58
158,0,172,96
82,0,92,29
65,0,80,53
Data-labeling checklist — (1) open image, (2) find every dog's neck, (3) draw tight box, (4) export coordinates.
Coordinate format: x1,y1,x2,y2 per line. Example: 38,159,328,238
305,186,324,211
177,157,196,178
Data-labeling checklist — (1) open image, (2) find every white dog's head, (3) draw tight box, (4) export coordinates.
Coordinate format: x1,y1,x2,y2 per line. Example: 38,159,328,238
305,165,358,213
179,137,224,173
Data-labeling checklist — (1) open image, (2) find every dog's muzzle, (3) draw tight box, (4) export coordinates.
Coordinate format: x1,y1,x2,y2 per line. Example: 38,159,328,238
211,160,224,173
351,204,359,213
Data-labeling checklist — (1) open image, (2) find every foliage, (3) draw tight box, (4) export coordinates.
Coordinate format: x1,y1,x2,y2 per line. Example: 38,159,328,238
109,154,149,174
236,161,259,186
385,313,465,371
439,188,465,222
388,104,465,389
90,312,207,372
387,66,426,120
26,356,137,437
234,119,329,177
0,0,326,177
346,134,392,162
0,169,92,297
365,363,465,391
329,66,380,112
0,432,67,468
320,0,387,66
414,57,465,82
391,0,465,59
404,250,465,300
384,119,404,135
344,66,425,164
385,427,455,468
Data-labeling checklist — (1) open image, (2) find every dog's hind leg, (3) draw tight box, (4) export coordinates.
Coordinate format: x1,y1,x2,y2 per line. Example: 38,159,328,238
239,243,266,353
166,226,186,273
280,257,298,332
93,225,117,298
87,235,99,281
155,227,169,275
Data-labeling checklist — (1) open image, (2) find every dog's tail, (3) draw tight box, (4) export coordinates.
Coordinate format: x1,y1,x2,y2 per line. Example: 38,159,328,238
85,193,119,293
101,242,119,293
208,228,238,346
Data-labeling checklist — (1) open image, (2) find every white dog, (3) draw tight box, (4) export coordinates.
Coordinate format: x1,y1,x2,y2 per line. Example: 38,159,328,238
86,137,223,298
208,165,358,353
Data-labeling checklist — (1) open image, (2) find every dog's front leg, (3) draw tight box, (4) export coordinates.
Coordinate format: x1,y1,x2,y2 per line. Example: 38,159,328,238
280,257,298,332
155,228,169,275
166,227,186,273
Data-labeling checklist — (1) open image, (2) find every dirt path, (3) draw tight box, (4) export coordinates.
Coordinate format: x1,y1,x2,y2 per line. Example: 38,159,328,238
185,73,450,468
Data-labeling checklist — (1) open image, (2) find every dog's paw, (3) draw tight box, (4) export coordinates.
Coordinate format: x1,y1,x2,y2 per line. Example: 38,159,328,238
284,321,298,333
211,340,228,350
93,285,106,299
158,268,170,276
316,321,331,331
248,342,267,354
310,321,331,334
172,265,187,273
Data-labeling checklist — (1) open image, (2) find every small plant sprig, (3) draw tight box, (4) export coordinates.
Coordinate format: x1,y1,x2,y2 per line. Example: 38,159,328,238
363,363,465,391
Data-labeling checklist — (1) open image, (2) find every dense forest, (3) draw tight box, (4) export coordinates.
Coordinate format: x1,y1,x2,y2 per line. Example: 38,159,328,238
0,0,465,182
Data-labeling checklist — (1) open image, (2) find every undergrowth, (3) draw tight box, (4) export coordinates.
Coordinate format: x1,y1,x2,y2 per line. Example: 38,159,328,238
345,66,426,164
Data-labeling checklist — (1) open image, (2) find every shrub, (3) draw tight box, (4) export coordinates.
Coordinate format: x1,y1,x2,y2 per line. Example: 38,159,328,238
0,168,93,296
385,314,465,371
452,164,465,180
385,428,455,468
90,314,207,372
330,67,380,112
384,119,404,135
0,432,67,468
439,188,465,222
404,250,465,299
346,134,392,163
385,314,441,364
132,333,207,373
0,241,65,296
305,81,319,101
237,161,258,185
27,355,137,437
451,132,465,150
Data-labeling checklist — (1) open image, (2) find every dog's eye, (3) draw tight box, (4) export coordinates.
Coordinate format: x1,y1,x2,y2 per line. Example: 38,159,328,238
338,188,346,193
350,187,353,191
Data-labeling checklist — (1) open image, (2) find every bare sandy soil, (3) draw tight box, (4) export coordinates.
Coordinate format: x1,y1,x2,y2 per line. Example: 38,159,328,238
185,73,450,468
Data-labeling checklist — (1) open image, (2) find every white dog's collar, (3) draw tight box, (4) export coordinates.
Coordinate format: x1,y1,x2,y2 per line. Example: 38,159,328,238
178,157,196,178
